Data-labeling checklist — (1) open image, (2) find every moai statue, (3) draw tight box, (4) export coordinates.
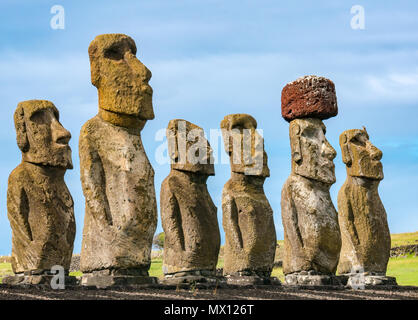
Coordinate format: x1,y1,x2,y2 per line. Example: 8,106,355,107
79,34,157,287
160,119,221,285
5,100,76,286
280,76,342,285
220,114,277,285
337,128,396,287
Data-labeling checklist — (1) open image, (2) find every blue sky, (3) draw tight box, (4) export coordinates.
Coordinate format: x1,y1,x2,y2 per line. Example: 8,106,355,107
0,0,418,255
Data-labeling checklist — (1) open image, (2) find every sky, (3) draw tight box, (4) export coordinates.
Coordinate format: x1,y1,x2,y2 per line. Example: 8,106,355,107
0,0,417,255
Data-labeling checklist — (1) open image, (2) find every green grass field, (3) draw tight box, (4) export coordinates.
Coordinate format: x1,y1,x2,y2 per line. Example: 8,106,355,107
391,232,418,247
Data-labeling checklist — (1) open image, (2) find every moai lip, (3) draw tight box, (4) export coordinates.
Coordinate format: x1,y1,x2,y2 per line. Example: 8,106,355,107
79,34,158,287
337,128,395,288
281,75,338,122
220,114,278,285
160,119,221,286
6,100,76,285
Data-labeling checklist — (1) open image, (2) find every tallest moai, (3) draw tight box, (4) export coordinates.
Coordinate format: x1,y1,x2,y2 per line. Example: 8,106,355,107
280,76,342,286
79,34,157,287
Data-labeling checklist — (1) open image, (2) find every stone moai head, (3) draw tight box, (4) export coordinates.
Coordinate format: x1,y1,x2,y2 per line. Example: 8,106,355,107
289,118,336,184
167,119,214,176
88,33,154,121
340,128,383,180
282,75,338,184
14,100,72,169
220,113,269,177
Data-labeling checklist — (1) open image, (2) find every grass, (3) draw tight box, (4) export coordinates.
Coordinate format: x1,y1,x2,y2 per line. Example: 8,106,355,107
387,254,418,286
0,263,14,284
149,258,163,278
391,232,418,247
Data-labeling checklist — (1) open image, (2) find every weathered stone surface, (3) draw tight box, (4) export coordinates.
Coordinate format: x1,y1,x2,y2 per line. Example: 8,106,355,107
80,269,157,289
281,118,341,278
220,114,276,279
225,275,280,286
345,273,397,289
337,128,392,278
281,75,338,122
3,274,78,286
160,270,223,286
7,100,75,275
161,119,220,279
285,272,342,286
79,34,157,276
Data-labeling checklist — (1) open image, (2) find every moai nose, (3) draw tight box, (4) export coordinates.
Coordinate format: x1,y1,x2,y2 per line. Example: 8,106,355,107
52,119,71,145
323,139,337,160
124,51,152,82
369,143,383,161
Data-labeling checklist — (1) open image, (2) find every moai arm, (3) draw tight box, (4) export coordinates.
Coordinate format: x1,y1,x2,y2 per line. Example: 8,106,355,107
161,186,184,251
338,189,360,247
7,180,32,242
79,133,113,225
281,183,304,250
222,191,243,249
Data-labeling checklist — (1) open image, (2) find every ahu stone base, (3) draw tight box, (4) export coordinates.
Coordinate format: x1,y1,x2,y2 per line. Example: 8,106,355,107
160,270,224,287
2,274,78,287
81,269,158,289
285,271,343,286
225,275,281,286
343,273,397,289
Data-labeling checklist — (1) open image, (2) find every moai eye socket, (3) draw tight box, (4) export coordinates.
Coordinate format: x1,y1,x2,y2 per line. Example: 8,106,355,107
350,134,366,147
30,109,48,125
104,46,124,60
301,126,316,138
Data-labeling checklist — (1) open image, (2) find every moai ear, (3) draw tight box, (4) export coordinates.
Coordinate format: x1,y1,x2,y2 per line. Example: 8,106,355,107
362,126,369,140
167,129,179,163
88,43,101,88
291,123,302,164
340,133,352,166
14,105,29,152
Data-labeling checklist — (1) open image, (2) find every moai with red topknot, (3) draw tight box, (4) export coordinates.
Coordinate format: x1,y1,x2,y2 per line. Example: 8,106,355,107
280,76,342,286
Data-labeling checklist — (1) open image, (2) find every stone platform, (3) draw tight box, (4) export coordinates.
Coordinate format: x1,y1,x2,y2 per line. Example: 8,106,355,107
2,274,78,287
285,271,343,286
81,269,158,289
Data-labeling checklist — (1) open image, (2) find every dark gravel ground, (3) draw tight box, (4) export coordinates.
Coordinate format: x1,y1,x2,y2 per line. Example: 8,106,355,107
0,284,417,300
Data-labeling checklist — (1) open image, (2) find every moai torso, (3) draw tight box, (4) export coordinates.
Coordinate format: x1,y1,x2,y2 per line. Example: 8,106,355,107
7,100,75,274
80,116,157,272
337,129,391,275
222,177,276,275
8,163,75,273
281,174,340,274
161,170,220,274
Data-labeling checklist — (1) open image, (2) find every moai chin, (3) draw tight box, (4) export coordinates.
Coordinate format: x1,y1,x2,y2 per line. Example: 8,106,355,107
280,76,342,286
160,119,221,285
79,34,157,287
5,100,76,285
337,128,396,287
220,114,278,285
